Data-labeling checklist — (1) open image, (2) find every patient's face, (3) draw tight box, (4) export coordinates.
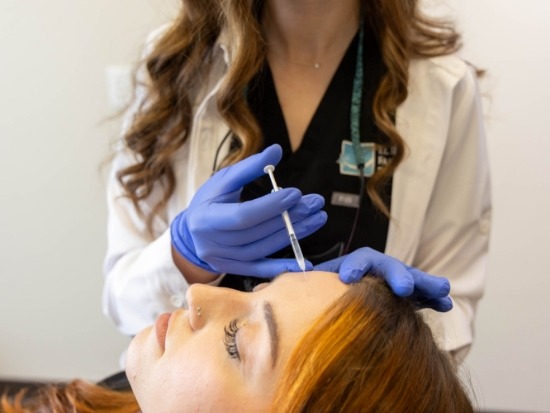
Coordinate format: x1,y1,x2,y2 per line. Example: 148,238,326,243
126,271,348,413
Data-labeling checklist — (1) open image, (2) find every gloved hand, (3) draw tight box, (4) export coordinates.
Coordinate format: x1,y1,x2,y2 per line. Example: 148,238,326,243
171,144,327,278
314,247,452,312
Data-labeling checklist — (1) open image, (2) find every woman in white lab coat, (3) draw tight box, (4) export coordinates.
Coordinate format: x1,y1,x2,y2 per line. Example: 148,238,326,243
103,0,491,362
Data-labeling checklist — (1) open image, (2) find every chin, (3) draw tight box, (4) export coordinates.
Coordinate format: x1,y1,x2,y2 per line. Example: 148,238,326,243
125,326,154,388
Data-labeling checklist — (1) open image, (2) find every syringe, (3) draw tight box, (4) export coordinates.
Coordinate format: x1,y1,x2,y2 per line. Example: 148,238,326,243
263,165,306,273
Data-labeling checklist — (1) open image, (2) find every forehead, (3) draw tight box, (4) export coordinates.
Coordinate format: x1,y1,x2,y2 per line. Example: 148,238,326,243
259,272,349,375
262,271,349,325
270,271,348,296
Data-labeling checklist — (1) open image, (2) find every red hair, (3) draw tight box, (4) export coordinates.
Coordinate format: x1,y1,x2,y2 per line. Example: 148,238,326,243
271,277,474,412
1,379,138,413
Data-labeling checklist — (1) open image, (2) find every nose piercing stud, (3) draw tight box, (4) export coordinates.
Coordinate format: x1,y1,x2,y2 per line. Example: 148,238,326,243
196,306,202,317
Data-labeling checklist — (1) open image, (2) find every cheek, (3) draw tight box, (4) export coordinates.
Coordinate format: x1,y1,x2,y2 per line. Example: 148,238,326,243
129,329,258,412
164,343,265,412
151,339,228,412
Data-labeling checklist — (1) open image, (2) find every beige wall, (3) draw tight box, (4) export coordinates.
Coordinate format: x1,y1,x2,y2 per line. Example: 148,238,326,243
1,0,549,411
439,1,550,411
0,0,177,380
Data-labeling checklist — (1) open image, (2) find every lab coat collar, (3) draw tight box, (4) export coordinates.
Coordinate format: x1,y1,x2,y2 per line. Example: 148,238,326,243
214,27,233,68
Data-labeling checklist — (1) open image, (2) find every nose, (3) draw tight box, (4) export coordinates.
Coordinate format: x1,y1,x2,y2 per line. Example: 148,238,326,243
186,284,248,330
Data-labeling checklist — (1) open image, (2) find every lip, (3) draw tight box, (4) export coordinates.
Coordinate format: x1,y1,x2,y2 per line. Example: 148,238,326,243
155,312,173,353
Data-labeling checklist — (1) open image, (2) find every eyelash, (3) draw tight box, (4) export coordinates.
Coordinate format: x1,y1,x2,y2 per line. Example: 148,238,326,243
223,319,241,361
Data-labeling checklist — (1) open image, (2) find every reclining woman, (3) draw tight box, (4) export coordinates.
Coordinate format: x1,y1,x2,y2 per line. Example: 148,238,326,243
2,271,474,412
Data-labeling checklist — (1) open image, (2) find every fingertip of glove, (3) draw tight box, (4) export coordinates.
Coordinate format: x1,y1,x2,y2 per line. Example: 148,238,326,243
440,297,453,312
264,143,282,153
393,280,414,297
262,144,283,163
340,269,362,284
299,196,323,212
275,188,301,207
338,274,352,284
314,211,328,225
304,193,325,208
281,187,302,198
439,280,451,296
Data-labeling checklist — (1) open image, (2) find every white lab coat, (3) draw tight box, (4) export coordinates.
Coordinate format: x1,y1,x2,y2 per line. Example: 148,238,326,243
103,28,491,358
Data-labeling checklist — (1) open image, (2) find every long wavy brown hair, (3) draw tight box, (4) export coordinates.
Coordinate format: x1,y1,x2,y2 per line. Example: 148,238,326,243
118,0,460,229
1,277,473,412
117,0,461,233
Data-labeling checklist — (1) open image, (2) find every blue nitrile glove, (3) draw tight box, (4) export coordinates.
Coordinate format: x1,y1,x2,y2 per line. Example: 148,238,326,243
314,247,452,312
171,144,327,278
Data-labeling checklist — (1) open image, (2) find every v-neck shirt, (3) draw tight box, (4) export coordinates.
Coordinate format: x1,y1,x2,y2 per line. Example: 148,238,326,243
242,25,392,266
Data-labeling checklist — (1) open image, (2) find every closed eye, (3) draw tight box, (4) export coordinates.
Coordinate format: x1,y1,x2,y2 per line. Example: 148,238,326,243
223,319,241,361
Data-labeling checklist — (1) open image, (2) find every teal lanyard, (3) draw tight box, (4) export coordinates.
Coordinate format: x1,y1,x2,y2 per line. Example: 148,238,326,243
344,21,366,254
350,21,365,170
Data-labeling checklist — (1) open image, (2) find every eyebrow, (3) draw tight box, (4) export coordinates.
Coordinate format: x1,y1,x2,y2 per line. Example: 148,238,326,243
263,301,279,368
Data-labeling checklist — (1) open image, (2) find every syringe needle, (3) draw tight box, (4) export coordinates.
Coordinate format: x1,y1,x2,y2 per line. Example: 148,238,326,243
289,232,306,273
264,164,307,273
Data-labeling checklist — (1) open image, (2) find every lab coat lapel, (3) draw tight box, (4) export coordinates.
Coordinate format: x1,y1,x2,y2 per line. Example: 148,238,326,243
385,61,452,264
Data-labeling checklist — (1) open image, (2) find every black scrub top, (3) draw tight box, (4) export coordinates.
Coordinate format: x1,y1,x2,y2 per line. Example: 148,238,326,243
220,25,393,291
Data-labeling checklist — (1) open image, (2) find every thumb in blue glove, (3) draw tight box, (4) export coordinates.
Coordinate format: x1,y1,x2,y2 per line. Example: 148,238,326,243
314,247,452,312
171,144,327,278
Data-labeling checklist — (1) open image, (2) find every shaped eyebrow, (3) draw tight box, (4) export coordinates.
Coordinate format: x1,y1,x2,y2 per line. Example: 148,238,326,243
264,301,279,368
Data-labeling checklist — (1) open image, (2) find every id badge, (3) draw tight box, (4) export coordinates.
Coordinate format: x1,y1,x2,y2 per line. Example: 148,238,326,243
337,140,375,177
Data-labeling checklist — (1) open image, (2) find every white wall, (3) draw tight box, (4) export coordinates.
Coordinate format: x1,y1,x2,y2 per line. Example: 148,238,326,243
0,0,177,381
0,0,549,411
440,1,550,412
